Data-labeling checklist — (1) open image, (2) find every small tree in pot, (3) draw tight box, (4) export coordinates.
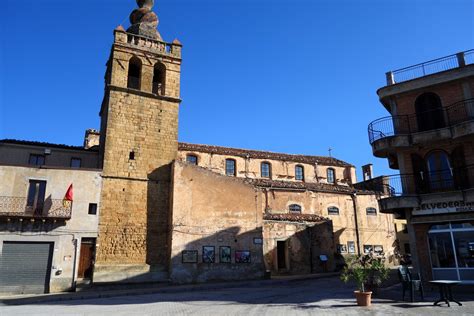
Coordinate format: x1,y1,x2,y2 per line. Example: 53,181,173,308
340,253,390,306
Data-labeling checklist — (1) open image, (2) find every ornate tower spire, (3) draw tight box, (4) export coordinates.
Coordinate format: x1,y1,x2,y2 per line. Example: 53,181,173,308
127,0,162,40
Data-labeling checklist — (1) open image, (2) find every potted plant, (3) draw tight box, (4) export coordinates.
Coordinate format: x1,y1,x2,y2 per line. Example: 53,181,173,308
340,253,390,307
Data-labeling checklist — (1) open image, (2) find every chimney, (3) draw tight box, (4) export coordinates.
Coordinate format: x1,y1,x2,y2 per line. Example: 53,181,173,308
362,164,373,181
84,129,100,149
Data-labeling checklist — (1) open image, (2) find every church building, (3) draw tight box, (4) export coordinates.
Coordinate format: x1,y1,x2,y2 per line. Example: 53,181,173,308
0,1,397,293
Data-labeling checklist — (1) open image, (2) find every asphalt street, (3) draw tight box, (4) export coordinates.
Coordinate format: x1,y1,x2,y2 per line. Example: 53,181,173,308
0,276,472,316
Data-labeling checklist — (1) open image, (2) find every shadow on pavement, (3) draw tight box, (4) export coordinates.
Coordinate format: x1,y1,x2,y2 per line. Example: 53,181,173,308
2,276,473,310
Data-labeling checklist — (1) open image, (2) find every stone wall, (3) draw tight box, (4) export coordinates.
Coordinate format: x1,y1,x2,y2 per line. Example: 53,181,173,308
177,150,356,185
95,29,181,282
264,190,397,265
263,220,335,274
169,161,265,283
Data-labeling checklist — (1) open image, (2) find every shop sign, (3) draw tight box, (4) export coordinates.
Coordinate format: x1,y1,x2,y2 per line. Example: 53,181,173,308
413,201,474,215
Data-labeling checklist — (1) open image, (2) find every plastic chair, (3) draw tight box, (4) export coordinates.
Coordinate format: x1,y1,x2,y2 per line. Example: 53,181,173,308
398,265,424,302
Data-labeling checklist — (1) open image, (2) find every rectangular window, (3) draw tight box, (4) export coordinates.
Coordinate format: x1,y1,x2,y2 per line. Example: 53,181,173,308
186,155,198,165
225,159,236,176
88,203,97,215
327,168,335,184
337,244,347,254
453,231,474,268
295,165,304,181
363,245,373,254
347,241,356,254
29,154,45,166
328,206,339,215
429,232,456,268
366,207,377,216
27,180,47,215
261,162,271,178
70,158,82,168
374,245,384,255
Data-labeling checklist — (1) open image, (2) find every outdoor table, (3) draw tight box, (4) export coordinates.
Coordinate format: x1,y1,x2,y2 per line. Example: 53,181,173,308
429,280,462,307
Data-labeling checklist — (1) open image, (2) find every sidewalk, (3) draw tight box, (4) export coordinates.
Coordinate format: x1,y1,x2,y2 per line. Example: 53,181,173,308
0,272,340,305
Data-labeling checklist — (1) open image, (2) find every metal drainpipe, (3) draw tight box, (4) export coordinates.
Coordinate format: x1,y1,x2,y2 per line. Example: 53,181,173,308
264,188,269,211
308,227,313,273
245,154,250,178
351,192,362,255
71,237,78,291
314,163,319,183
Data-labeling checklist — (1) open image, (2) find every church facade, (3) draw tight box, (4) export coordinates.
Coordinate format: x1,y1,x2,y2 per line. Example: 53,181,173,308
0,1,397,293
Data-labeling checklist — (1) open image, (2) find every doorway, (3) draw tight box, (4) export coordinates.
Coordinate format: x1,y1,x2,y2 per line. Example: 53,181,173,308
277,240,287,270
78,238,96,280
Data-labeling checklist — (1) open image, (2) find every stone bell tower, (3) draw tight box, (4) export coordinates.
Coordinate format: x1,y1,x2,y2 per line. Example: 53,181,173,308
94,0,182,282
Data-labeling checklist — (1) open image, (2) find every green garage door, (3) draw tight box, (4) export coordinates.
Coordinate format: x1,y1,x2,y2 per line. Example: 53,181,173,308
0,242,54,294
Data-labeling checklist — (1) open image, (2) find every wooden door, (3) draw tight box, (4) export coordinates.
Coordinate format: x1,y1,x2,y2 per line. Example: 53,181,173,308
78,240,95,279
277,241,287,270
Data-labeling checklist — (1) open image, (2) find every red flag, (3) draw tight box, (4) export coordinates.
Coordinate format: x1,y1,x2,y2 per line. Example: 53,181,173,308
64,184,73,202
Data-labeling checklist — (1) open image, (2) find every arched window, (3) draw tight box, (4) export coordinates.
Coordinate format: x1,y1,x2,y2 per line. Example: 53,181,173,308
328,206,339,215
225,159,236,176
426,150,453,191
186,154,198,165
327,168,335,184
261,162,271,178
152,62,166,95
127,56,142,90
289,204,302,213
295,165,304,181
415,93,444,132
366,207,377,216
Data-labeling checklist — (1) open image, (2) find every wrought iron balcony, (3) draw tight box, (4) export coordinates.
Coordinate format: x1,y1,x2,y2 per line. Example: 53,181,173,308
0,196,72,219
374,166,474,198
385,49,474,85
368,99,474,144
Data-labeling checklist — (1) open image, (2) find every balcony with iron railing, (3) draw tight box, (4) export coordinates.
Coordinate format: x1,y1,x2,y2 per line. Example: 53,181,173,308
368,99,474,155
370,165,474,214
385,49,474,85
0,197,72,220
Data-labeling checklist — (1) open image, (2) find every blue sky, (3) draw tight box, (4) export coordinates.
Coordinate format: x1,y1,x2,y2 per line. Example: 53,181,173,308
1,0,473,179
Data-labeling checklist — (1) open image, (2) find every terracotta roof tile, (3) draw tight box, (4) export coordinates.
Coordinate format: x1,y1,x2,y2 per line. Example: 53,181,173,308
247,178,353,193
178,142,353,167
263,213,329,223
0,139,96,151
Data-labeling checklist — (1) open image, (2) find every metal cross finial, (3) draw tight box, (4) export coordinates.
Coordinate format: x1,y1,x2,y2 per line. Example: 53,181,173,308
328,147,332,157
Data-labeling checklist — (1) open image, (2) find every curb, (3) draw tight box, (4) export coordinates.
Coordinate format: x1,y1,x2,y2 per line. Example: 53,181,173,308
0,272,339,305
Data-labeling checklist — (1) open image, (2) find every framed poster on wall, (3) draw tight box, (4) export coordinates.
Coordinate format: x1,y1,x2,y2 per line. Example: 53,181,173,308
202,246,215,263
219,246,231,263
182,250,198,263
235,250,251,263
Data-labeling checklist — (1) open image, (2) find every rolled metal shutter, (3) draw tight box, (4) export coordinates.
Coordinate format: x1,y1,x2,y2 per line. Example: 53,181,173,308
0,242,53,294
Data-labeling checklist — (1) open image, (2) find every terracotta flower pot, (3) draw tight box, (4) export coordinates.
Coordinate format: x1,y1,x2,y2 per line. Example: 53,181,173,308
354,290,372,306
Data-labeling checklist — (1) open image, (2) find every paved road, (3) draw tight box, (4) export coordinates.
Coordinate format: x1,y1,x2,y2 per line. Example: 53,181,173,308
1,277,472,315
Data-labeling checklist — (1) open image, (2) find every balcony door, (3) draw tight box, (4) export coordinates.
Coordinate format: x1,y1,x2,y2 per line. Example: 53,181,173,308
452,146,469,190
27,180,46,216
426,151,453,192
415,93,445,132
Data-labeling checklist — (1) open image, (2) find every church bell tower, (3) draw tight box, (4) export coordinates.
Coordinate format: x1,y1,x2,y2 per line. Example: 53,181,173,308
95,0,182,282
